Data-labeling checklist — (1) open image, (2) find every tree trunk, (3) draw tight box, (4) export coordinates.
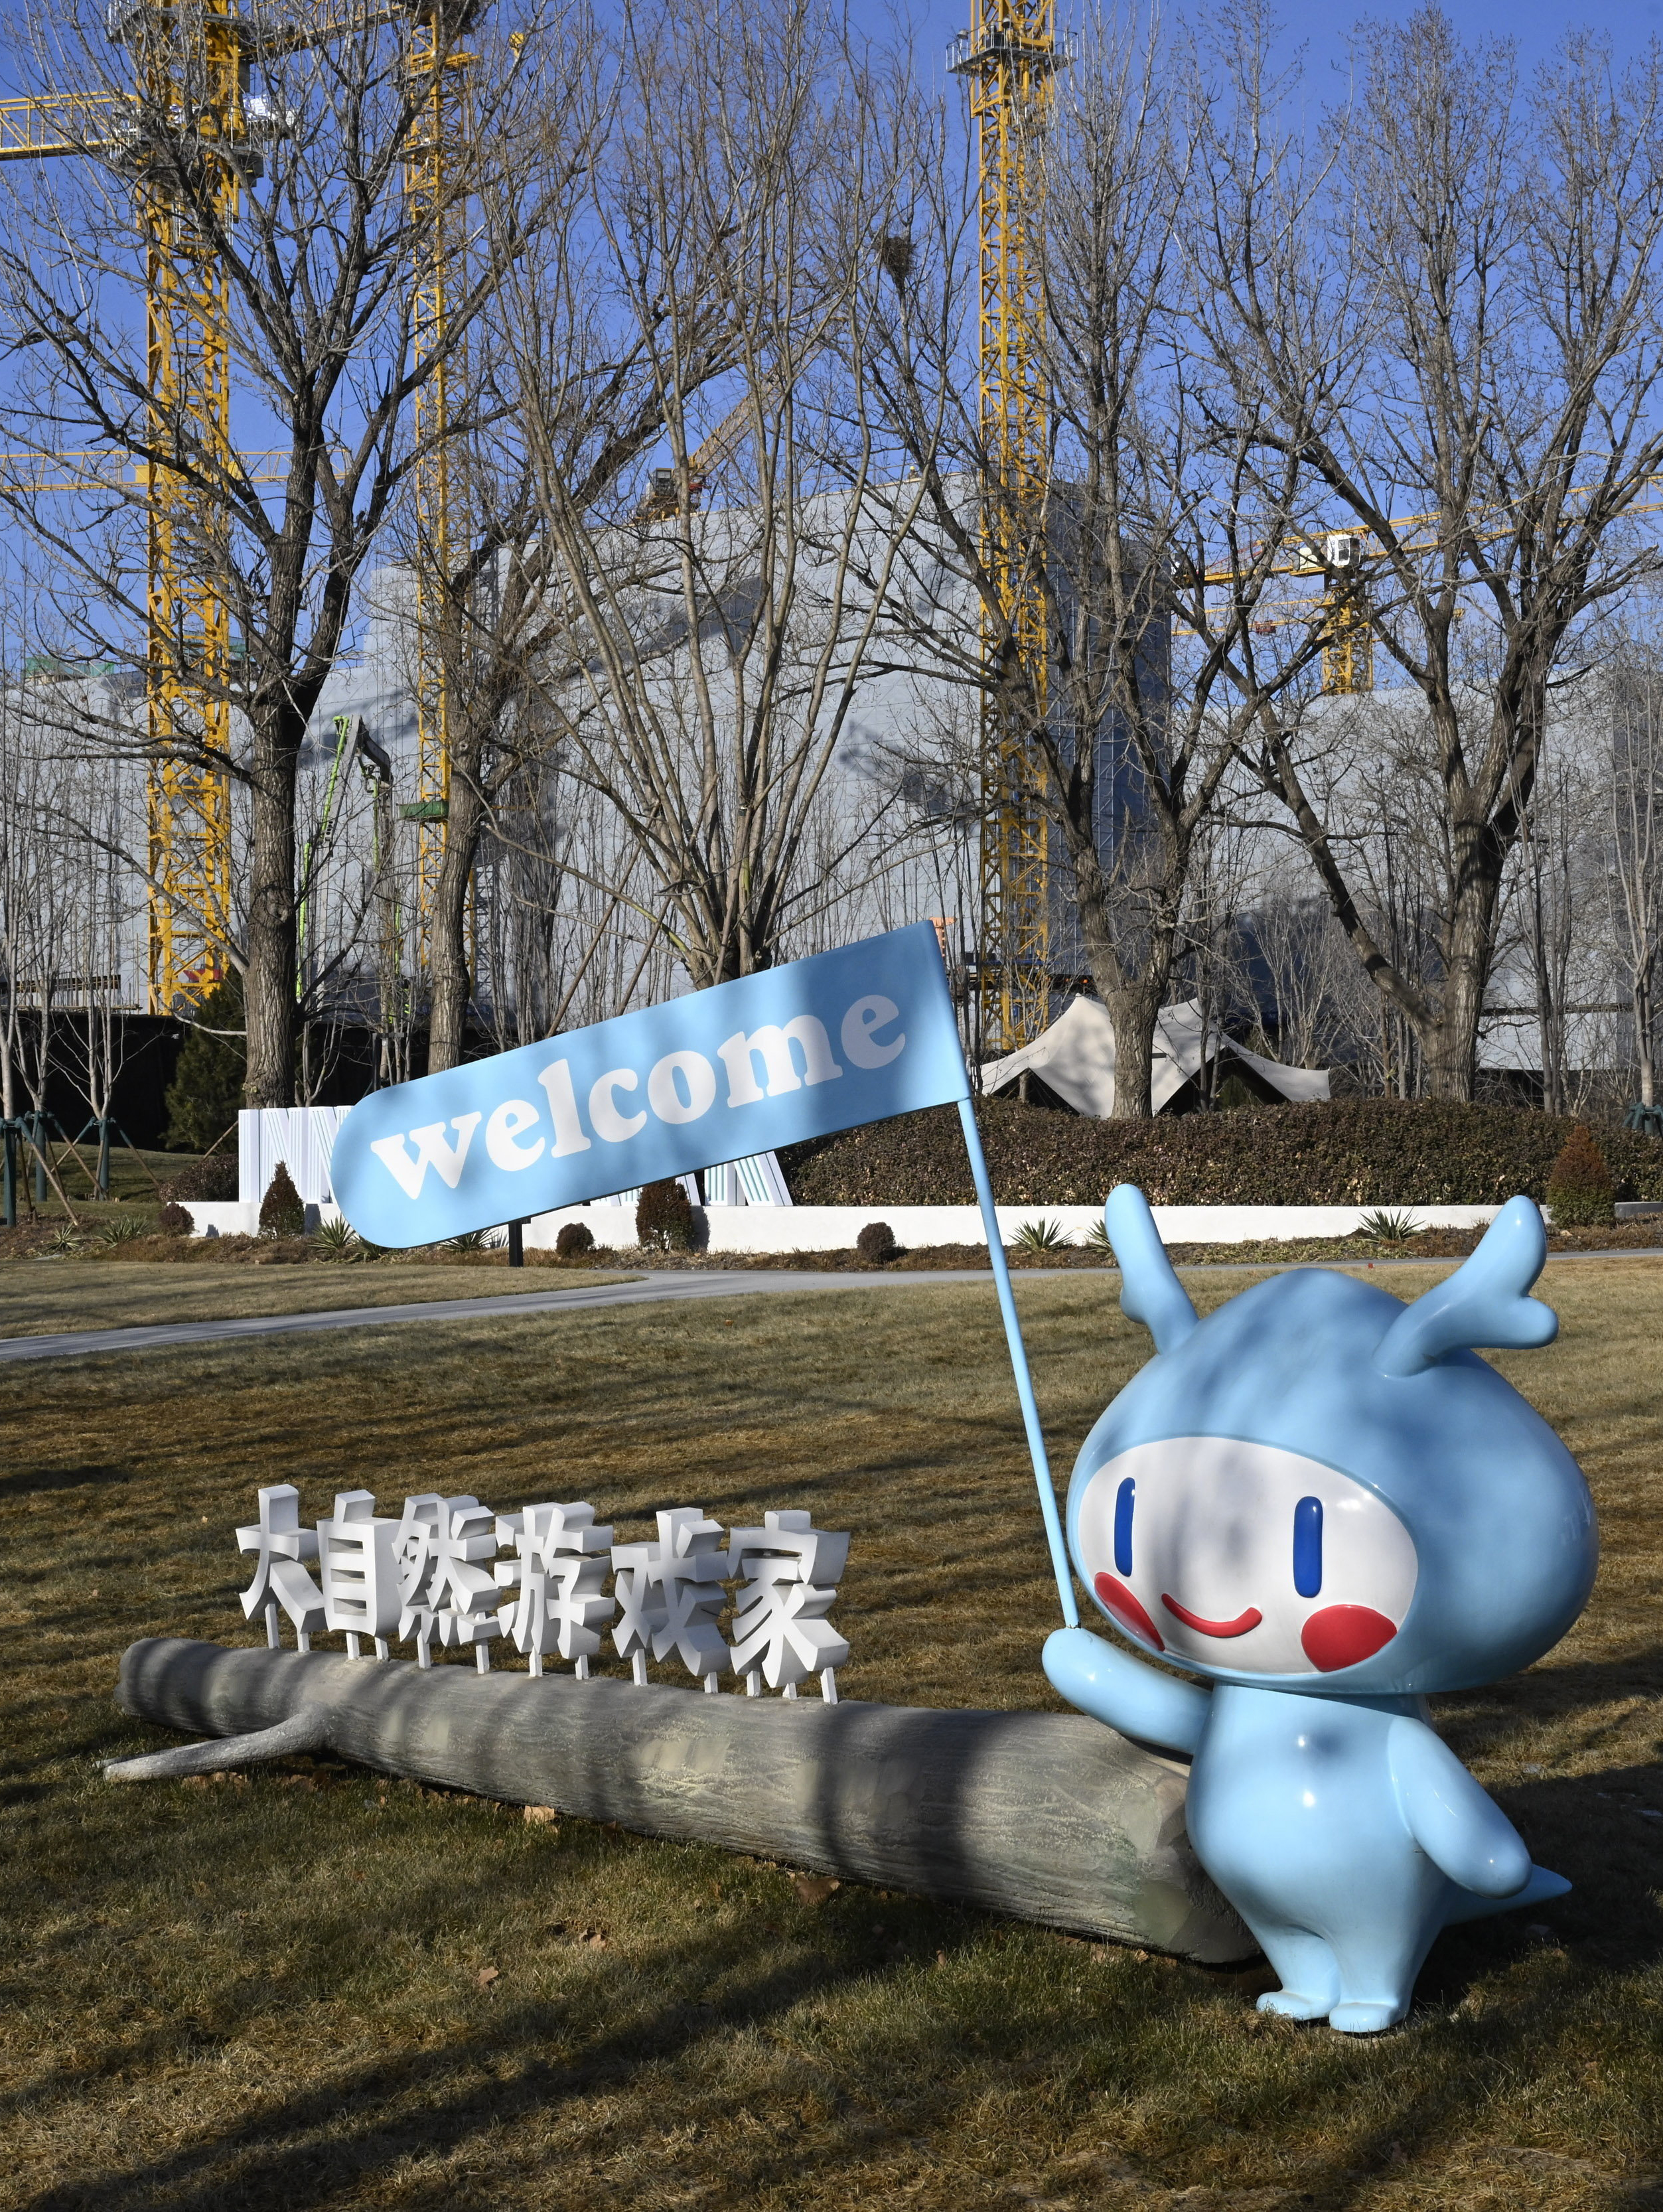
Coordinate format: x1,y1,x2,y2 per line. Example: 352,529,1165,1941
426,770,484,1075
114,1635,1253,1961
1066,826,1177,1122
1635,968,1656,1108
1102,979,1163,1119
1419,855,1502,1104
244,729,301,1110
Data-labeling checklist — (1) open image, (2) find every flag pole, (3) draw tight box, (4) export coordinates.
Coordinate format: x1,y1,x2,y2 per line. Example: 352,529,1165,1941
956,1096,1080,1627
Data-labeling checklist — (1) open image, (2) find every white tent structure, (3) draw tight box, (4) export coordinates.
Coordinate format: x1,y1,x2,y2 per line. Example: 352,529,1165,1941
979,995,1331,1117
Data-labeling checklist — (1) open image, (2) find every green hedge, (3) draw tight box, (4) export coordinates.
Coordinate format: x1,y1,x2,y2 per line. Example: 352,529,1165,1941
781,1097,1663,1208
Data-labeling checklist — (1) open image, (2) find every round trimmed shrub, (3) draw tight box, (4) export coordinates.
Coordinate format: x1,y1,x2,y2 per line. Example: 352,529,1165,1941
636,1179,694,1251
555,1220,596,1260
166,1152,238,1203
155,1201,192,1238
259,1162,306,1239
1546,1124,1615,1226
855,1220,898,1264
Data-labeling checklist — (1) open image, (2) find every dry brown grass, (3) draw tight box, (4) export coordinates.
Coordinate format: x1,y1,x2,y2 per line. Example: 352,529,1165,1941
1,1263,1660,2210
0,1261,632,1337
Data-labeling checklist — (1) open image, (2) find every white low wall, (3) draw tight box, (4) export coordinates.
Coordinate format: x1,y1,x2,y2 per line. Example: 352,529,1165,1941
180,1197,1505,1251
182,1201,318,1238
182,1201,260,1237
518,1201,1504,1254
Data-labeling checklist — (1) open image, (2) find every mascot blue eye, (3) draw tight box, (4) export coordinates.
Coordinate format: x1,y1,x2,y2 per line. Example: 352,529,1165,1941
1114,1477,1135,1576
1293,1496,1323,1598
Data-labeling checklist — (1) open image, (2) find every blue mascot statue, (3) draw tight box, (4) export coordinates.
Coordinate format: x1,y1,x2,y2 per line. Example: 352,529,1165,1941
1045,1185,1597,2033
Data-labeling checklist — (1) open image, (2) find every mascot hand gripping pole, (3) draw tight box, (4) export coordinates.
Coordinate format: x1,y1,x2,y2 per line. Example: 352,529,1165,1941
1044,1187,1597,2034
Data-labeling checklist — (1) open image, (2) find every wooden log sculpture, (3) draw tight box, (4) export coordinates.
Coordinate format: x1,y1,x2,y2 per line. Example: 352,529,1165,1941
114,1637,1254,1963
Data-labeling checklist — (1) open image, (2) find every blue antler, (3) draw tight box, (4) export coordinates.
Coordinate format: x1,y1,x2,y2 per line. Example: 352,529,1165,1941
1103,1185,1198,1353
1374,1196,1557,1377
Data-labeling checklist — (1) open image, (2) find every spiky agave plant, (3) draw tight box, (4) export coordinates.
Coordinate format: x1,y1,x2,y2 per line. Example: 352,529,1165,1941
1358,1209,1420,1242
315,1216,359,1260
1014,1217,1073,1253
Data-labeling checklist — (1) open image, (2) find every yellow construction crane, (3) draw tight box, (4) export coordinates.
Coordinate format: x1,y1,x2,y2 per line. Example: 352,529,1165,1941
1297,532,1372,694
1209,489,1663,694
950,0,1058,1056
402,0,479,948
1191,531,1380,691
0,3,444,1007
0,17,242,1013
633,382,777,525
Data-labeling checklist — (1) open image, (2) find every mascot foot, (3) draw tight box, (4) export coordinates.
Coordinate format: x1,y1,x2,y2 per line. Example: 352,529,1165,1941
1256,1989,1334,2022
1328,2000,1408,2035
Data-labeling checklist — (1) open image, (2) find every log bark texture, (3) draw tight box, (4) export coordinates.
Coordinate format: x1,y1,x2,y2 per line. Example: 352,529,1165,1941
116,1638,1253,1962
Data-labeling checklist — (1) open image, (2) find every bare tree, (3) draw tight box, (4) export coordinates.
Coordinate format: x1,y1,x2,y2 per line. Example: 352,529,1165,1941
864,12,1320,1114
490,0,932,993
1197,5,1663,1100
0,657,63,1222
0,0,543,1106
54,752,143,1194
1609,647,1663,1110
405,0,750,1069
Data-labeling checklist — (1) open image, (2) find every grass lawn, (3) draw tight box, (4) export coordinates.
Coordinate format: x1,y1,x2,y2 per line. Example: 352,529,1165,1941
0,1263,635,1338
3,1142,189,1218
2,1264,1660,2209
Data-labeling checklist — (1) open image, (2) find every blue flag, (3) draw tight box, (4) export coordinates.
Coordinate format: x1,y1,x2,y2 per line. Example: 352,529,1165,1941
331,922,970,1248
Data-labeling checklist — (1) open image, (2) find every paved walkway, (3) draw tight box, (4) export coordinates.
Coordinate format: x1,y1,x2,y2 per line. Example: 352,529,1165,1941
0,1246,1654,1366
0,1269,1001,1366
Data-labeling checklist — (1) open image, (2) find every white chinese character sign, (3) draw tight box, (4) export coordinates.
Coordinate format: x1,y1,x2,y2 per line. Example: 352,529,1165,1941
234,1487,851,1699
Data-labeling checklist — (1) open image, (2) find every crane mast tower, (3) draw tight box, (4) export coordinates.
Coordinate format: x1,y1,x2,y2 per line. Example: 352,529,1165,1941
0,0,480,1011
950,0,1057,1057
133,0,240,1012
0,0,244,1011
403,0,476,946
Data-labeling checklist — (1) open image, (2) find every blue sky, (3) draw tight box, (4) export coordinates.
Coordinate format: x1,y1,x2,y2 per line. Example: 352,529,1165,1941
866,0,1661,98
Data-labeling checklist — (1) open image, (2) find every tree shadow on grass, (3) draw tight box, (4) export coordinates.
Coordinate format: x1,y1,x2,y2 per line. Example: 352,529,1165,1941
12,1749,1663,2212
9,1843,995,2212
0,1463,132,1501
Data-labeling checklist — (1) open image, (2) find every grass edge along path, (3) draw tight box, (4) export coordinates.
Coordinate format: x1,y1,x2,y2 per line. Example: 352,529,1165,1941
2,1246,1662,1365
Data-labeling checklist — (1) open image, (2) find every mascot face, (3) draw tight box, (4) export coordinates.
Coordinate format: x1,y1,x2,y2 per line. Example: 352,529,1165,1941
1076,1437,1419,1676
1068,1191,1598,1698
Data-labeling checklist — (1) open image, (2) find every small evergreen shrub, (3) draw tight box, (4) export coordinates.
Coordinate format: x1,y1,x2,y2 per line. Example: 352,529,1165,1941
855,1220,897,1264
259,1163,305,1238
166,1153,238,1202
1546,1124,1615,1226
555,1221,596,1260
636,1179,694,1251
155,1201,192,1238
